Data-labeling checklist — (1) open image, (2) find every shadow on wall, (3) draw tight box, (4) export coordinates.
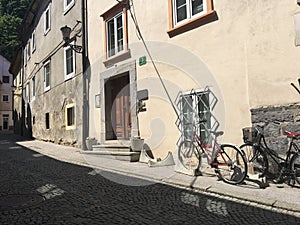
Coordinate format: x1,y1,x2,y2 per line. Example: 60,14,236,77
13,100,33,139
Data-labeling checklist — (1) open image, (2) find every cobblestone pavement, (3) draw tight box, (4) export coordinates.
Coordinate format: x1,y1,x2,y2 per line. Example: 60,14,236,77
0,134,299,225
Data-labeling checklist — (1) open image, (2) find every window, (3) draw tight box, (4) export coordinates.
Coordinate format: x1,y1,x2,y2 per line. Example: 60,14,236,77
44,61,51,91
2,76,9,83
44,4,51,34
173,0,206,25
64,0,75,13
23,46,27,66
106,13,124,58
45,113,50,129
2,95,9,102
101,3,128,60
26,83,30,103
65,104,75,130
179,90,212,144
64,43,75,80
27,40,31,60
168,0,215,37
32,76,36,100
32,31,36,53
2,115,9,130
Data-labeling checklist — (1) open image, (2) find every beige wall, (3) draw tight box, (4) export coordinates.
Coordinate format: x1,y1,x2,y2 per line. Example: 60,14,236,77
0,55,14,130
88,0,300,156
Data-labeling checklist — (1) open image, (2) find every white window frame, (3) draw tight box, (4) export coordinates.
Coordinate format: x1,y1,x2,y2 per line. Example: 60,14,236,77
27,40,31,60
24,46,27,66
26,83,30,103
65,103,76,130
180,89,213,143
172,0,207,26
106,12,125,58
44,4,51,34
32,76,36,101
44,61,51,92
64,42,75,80
32,30,36,53
64,0,75,13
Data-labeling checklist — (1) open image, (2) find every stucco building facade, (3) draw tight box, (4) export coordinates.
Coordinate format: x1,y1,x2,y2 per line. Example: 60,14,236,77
10,0,86,147
0,55,14,132
10,0,300,157
86,0,300,159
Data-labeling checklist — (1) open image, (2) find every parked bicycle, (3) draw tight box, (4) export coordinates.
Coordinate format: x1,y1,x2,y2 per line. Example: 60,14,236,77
240,123,300,185
178,121,248,185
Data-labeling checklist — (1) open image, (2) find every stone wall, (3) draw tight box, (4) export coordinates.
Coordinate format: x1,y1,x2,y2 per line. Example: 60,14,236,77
251,103,300,154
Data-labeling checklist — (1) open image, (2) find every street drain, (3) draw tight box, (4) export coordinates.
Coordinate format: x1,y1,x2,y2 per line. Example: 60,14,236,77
0,194,44,211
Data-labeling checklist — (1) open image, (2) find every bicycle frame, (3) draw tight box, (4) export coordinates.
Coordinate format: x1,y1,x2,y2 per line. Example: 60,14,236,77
255,127,300,173
190,129,228,167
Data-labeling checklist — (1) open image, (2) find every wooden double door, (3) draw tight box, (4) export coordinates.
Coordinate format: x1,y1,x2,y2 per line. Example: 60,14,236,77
105,73,131,140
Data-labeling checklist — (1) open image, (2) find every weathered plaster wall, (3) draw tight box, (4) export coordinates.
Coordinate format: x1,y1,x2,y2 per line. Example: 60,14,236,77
22,0,84,147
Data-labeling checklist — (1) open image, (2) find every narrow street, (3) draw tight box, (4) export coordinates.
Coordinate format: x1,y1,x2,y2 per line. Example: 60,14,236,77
0,134,299,225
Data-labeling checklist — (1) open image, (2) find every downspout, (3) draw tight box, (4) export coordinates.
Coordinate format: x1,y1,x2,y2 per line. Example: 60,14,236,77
81,0,88,149
21,47,25,136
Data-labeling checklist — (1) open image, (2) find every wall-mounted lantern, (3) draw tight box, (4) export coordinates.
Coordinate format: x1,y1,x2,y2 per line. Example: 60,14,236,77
60,25,83,53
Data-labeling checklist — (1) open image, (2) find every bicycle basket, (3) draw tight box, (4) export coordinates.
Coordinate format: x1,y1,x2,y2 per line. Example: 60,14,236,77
242,127,259,144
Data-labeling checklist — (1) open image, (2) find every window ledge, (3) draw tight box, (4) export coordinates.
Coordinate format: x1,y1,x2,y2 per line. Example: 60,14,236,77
167,10,217,38
66,125,76,130
103,49,131,68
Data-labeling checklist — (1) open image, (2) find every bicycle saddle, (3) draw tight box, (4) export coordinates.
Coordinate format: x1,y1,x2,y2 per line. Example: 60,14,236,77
210,131,224,137
283,130,300,138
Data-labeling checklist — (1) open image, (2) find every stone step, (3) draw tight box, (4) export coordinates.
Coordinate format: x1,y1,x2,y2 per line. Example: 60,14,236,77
81,150,140,162
81,143,141,162
92,144,131,153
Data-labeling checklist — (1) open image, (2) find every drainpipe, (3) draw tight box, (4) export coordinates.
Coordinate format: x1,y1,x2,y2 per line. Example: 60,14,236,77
81,0,88,149
20,47,25,136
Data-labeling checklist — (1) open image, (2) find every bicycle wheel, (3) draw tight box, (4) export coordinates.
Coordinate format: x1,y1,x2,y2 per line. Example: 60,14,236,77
240,143,268,178
290,153,300,185
215,144,247,185
178,140,201,172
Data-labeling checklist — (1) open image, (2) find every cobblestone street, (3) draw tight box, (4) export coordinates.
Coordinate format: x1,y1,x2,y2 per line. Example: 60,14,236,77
0,134,299,225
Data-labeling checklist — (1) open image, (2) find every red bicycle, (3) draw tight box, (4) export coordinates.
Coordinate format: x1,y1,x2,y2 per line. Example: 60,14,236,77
178,122,248,185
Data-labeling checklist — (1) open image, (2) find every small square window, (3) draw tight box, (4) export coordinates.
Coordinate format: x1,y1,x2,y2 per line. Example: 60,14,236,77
2,95,9,102
2,76,9,83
